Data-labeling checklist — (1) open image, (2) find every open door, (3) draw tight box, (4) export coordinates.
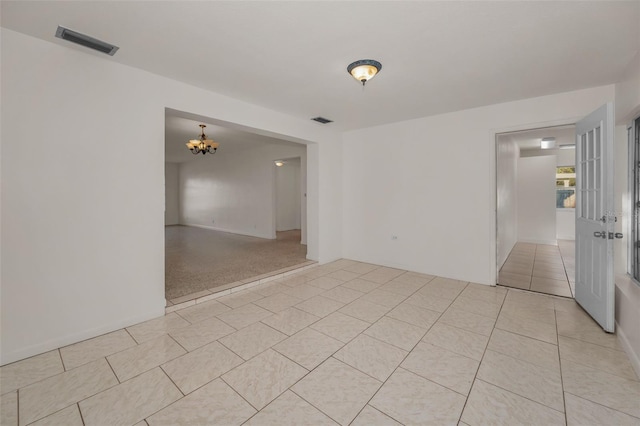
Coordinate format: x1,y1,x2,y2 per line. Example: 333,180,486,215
575,103,615,332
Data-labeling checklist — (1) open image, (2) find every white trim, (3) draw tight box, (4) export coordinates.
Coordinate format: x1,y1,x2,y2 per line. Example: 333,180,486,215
180,222,274,240
628,119,637,279
616,319,640,380
492,117,582,285
164,262,318,314
518,238,558,246
1,305,165,366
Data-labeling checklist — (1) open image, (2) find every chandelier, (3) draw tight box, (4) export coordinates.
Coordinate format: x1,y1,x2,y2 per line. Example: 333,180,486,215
186,124,220,155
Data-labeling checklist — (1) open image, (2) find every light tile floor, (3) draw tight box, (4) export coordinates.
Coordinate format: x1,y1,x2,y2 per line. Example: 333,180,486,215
498,241,575,297
1,259,639,425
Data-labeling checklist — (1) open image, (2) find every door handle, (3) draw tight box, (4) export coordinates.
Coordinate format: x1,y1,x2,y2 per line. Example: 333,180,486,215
606,232,624,239
594,231,606,238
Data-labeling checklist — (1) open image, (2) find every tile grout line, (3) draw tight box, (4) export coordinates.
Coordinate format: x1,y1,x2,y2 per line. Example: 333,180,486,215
16,388,20,426
56,348,67,372
555,336,639,380
473,377,566,415
562,390,640,421
263,276,438,425
555,307,569,425
558,241,574,297
104,356,121,384
153,346,242,403
123,326,141,346
77,402,85,426
349,282,473,425
218,374,267,414
455,285,508,424
30,370,124,426
157,365,186,398
137,368,190,424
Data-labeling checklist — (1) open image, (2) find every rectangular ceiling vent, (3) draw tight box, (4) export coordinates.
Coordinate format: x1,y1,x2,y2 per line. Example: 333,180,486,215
55,26,119,56
311,116,333,124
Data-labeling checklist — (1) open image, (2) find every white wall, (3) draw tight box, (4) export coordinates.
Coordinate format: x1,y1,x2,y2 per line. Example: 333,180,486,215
520,147,575,166
517,156,557,245
615,52,640,125
522,149,577,241
496,138,519,268
276,159,302,232
165,163,180,225
180,146,305,239
0,29,343,365
556,210,575,240
342,85,614,284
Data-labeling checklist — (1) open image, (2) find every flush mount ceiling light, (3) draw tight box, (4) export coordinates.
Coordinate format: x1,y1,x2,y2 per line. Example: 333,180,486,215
541,137,556,150
275,161,285,167
186,124,220,155
347,59,382,86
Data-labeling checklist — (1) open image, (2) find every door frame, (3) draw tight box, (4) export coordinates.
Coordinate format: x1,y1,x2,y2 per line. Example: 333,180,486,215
491,117,583,286
627,115,640,285
272,155,306,244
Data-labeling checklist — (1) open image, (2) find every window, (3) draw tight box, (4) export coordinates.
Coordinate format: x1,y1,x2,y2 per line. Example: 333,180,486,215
630,118,640,282
556,166,576,208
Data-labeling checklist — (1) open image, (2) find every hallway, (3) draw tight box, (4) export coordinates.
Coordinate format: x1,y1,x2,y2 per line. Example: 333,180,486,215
498,241,575,298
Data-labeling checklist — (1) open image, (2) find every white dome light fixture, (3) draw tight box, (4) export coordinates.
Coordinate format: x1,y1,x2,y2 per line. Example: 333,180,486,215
275,161,285,167
347,59,382,86
541,137,556,150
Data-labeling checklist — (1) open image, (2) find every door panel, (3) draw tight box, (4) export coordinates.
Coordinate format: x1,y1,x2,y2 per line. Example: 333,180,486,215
575,103,614,332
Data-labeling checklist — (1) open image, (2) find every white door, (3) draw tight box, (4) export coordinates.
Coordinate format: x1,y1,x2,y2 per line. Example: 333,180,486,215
575,103,615,332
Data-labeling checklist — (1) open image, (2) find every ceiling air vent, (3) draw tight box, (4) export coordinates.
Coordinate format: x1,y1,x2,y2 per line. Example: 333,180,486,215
311,117,333,124
55,26,119,56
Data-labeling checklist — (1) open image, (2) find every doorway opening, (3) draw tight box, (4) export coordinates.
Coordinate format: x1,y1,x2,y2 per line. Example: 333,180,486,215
496,125,576,298
164,109,311,305
275,157,304,245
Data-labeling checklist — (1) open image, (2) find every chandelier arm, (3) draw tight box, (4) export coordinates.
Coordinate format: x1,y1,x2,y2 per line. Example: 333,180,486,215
187,124,219,156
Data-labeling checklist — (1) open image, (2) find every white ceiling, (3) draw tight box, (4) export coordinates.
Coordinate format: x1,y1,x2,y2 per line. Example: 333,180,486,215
2,1,639,131
498,125,576,152
165,113,304,163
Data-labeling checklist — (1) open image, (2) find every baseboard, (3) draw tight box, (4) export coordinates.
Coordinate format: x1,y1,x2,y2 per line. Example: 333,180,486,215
340,253,491,286
616,319,640,379
0,303,165,366
181,222,274,240
498,240,517,270
556,235,575,241
518,238,558,246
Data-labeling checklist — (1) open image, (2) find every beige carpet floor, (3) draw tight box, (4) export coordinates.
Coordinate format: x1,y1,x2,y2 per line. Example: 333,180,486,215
165,226,307,300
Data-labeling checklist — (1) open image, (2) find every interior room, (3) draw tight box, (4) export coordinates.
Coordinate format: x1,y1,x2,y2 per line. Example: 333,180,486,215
164,112,310,304
1,2,640,425
496,126,576,298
